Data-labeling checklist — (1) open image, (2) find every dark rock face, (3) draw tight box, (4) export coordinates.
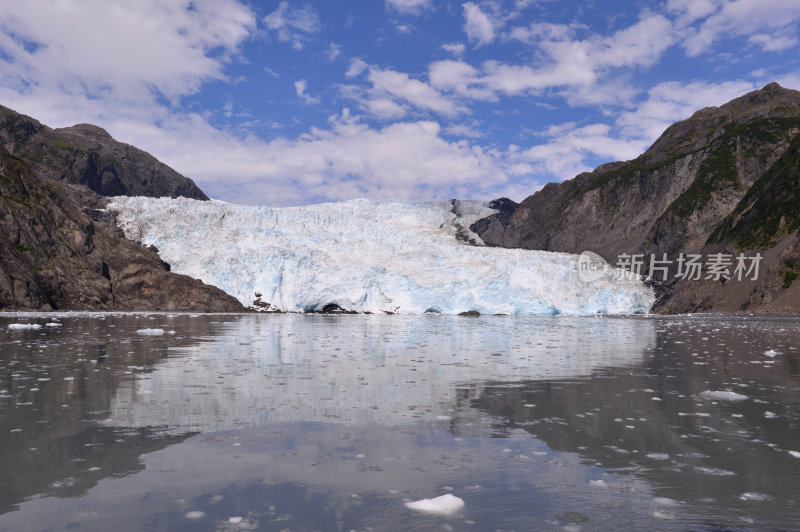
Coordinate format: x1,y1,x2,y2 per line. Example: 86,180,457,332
472,83,800,313
0,106,208,200
0,146,243,311
469,197,518,247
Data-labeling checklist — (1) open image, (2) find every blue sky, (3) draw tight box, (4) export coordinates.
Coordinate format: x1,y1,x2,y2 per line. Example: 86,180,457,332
1,0,799,206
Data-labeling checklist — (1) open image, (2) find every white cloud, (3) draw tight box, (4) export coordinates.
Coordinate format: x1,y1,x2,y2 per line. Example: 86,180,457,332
264,1,321,50
342,66,466,118
386,0,433,16
443,122,485,138
0,0,255,120
589,15,675,69
616,79,758,141
507,21,579,44
682,0,800,56
116,112,512,205
462,2,495,47
516,123,647,180
294,79,320,105
442,42,466,58
432,14,676,104
666,0,720,25
326,43,342,61
364,98,408,120
748,33,799,52
366,68,464,116
428,60,497,101
345,58,368,78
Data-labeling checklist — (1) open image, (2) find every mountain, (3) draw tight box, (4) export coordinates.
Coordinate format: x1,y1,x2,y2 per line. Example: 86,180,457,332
0,106,208,200
106,196,653,315
0,105,243,312
472,83,800,313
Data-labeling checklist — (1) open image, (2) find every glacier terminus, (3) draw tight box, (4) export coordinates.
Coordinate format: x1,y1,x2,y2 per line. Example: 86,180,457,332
107,197,653,315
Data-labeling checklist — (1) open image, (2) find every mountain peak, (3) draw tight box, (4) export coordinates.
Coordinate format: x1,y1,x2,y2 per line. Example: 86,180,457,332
57,123,113,141
0,105,209,200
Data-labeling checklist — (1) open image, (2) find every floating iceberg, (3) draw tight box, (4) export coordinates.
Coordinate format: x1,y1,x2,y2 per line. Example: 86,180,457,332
405,493,465,516
699,390,748,401
136,328,165,336
108,197,653,315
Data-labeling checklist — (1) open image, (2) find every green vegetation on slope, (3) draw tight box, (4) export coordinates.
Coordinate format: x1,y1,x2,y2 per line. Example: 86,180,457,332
709,133,800,249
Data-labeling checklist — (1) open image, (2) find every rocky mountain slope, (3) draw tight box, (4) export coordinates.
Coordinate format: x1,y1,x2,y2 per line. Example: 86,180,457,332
0,107,242,312
472,83,800,313
0,106,208,200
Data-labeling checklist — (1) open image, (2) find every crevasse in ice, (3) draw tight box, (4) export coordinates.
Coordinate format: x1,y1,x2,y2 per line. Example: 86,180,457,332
107,197,653,315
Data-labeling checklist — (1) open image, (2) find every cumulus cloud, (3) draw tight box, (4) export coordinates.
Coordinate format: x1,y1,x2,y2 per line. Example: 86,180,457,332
367,68,464,116
442,42,466,58
264,1,321,50
0,0,255,121
119,111,513,205
427,14,678,104
462,2,495,47
341,65,467,119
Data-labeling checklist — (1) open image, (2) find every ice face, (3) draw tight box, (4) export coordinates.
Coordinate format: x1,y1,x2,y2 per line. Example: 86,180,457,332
107,197,653,315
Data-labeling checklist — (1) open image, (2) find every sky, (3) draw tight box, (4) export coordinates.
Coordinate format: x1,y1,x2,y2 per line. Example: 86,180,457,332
1,0,799,206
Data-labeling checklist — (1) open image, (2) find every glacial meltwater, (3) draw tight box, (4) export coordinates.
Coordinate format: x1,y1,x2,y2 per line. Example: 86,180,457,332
0,314,799,531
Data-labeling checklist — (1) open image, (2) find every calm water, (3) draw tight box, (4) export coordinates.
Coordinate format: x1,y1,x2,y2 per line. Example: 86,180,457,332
0,313,799,531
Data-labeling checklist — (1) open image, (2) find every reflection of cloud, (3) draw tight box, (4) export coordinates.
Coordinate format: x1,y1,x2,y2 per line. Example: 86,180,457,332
0,422,660,532
105,315,655,432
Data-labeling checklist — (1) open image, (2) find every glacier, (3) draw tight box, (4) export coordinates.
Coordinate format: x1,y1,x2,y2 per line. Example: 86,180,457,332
107,197,653,315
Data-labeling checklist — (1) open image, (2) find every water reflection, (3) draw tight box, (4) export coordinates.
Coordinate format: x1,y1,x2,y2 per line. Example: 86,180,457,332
105,314,655,431
0,313,798,531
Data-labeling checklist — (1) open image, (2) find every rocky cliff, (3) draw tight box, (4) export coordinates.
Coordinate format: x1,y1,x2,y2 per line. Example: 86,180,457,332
0,106,243,312
472,83,800,313
0,106,208,200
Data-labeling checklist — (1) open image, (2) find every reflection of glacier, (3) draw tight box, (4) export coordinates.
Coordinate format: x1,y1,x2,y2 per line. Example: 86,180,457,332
108,197,653,315
106,315,656,432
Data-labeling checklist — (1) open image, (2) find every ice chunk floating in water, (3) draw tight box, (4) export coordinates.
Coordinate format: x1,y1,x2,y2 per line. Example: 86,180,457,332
405,494,465,516
108,197,653,315
136,328,165,336
699,390,748,401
